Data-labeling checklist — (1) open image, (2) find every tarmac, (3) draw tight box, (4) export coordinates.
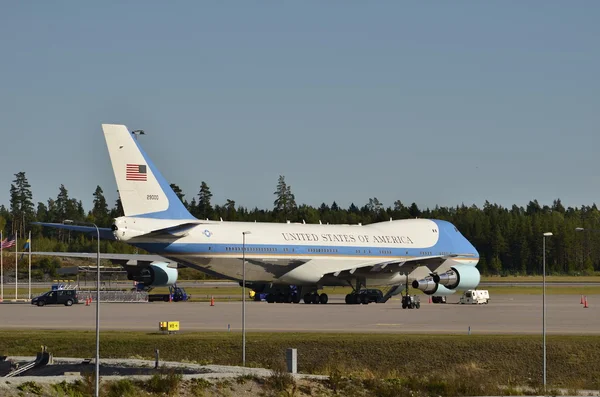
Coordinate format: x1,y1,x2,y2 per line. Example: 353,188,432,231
0,294,597,334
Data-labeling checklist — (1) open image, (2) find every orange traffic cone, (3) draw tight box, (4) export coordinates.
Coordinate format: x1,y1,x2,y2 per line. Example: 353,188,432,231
85,298,90,306
584,296,589,308
581,295,585,304
169,294,172,303
210,296,215,306
428,296,432,304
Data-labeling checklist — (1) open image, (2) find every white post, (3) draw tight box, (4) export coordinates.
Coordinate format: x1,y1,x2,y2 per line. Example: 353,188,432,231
242,232,246,367
542,231,552,394
94,224,100,397
28,231,31,300
242,230,251,368
15,233,17,300
543,235,546,394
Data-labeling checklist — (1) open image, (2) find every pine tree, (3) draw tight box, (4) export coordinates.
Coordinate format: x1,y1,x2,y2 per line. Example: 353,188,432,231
109,197,124,219
273,175,296,221
197,182,213,220
92,185,109,226
225,199,236,221
9,171,34,237
170,183,188,207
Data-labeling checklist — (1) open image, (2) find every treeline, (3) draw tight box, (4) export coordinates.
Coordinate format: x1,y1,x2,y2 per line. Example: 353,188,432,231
2,172,600,276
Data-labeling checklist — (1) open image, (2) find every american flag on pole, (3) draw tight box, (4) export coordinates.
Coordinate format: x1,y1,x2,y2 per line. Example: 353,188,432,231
126,164,147,181
1,234,16,249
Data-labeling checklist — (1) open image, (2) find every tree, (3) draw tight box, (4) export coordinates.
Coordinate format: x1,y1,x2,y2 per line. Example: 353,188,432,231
170,183,188,207
91,185,109,226
197,182,213,220
408,203,421,218
273,175,296,221
224,199,237,221
109,197,124,219
9,171,35,237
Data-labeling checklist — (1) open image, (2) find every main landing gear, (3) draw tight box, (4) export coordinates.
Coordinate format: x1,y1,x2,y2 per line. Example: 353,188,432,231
303,292,328,304
400,279,420,309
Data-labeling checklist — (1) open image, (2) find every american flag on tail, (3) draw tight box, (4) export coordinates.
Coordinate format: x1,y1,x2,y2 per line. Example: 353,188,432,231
126,164,147,181
1,234,16,249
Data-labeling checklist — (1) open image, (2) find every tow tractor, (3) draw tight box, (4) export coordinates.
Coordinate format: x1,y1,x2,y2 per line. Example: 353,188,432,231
147,285,190,302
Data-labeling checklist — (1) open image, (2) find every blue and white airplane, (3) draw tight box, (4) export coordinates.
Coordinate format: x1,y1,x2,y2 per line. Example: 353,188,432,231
36,124,480,305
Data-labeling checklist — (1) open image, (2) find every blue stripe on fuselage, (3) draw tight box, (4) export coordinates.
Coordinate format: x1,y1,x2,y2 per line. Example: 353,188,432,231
130,219,479,260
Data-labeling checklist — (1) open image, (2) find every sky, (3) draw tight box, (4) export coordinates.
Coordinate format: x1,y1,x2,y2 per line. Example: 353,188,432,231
1,1,599,214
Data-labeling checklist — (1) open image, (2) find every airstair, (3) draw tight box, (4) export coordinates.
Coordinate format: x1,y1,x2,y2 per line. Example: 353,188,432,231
378,284,403,303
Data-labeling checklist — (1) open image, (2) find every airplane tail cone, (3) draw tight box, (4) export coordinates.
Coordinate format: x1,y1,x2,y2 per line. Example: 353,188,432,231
584,297,588,308
210,296,215,306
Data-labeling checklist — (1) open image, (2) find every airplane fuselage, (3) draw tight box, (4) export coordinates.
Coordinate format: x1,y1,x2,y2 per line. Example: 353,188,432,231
113,216,479,286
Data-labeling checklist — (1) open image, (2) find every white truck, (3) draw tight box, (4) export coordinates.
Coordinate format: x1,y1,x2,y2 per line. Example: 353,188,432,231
459,289,489,304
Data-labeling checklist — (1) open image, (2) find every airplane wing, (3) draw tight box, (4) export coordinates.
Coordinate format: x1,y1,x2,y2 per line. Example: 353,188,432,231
279,253,474,284
324,253,475,278
32,222,117,240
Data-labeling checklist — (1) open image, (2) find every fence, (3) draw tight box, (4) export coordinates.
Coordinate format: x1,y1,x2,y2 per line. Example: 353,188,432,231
78,290,149,303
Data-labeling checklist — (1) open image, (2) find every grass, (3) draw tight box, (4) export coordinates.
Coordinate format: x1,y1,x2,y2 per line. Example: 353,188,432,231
481,275,600,283
1,331,600,390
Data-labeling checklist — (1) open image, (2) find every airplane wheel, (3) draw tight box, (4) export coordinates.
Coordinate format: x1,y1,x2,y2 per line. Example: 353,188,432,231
292,294,301,304
266,294,275,303
361,295,369,305
285,294,293,304
319,293,328,304
312,294,320,304
345,294,351,304
303,294,312,304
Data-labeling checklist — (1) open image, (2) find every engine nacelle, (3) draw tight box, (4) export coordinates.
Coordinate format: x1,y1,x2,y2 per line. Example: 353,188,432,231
411,278,456,295
432,264,480,290
130,262,178,288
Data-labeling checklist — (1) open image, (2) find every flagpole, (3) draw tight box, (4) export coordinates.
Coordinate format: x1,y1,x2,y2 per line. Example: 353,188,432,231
1,230,3,301
15,233,18,300
28,231,31,300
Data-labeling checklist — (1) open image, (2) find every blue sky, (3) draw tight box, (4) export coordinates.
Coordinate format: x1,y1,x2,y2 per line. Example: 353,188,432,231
1,1,599,213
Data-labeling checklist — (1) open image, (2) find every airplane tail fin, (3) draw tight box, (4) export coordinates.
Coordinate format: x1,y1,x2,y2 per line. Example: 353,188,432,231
102,124,195,220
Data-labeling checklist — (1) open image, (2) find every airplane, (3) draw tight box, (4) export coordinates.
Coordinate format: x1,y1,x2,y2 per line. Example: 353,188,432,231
34,124,481,305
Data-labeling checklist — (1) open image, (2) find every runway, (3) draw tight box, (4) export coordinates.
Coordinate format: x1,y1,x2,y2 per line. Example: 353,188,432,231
1,294,597,334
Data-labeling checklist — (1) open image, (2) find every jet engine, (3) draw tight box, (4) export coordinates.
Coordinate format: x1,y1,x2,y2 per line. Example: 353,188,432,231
432,264,480,290
411,278,456,295
128,262,178,288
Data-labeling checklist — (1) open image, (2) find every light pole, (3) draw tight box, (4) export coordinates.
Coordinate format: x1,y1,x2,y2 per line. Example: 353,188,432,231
542,231,552,393
242,231,251,367
65,220,100,397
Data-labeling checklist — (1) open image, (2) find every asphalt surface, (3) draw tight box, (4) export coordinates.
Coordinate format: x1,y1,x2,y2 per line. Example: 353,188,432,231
1,294,597,334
